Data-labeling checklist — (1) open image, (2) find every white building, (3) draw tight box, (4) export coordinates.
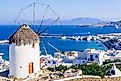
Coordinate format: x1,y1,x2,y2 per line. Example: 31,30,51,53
40,55,58,68
61,51,79,64
73,49,105,65
9,24,40,78
105,50,121,60
0,53,9,73
86,49,105,65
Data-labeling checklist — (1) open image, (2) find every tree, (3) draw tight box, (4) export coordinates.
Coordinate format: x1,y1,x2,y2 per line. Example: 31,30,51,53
47,67,55,72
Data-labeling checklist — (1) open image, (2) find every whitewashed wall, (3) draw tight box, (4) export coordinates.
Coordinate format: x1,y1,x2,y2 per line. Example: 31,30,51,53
9,43,40,78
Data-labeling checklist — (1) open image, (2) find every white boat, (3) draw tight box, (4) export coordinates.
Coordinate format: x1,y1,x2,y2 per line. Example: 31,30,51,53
61,36,67,40
75,36,80,41
0,40,9,44
0,53,9,73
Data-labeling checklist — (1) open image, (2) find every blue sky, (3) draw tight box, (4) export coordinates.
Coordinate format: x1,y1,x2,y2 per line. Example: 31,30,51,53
0,0,121,24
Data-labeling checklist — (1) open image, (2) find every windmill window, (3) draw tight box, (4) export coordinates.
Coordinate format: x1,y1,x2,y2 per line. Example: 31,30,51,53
32,43,35,48
20,66,22,68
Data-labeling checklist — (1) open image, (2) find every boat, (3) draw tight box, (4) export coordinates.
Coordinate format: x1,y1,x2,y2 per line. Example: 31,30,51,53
61,36,67,40
0,40,9,44
70,36,80,41
87,36,92,41
82,37,87,41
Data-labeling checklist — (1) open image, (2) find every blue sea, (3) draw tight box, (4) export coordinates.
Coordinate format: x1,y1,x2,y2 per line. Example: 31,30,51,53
0,25,121,60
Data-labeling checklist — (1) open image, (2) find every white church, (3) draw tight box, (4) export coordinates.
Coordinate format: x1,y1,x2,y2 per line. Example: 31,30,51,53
9,24,40,78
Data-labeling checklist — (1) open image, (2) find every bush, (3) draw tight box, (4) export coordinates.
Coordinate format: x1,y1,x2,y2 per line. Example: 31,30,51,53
47,67,55,72
103,59,121,65
47,65,69,73
47,63,113,78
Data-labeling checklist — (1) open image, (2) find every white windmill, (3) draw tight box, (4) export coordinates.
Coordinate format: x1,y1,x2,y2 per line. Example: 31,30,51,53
8,3,60,78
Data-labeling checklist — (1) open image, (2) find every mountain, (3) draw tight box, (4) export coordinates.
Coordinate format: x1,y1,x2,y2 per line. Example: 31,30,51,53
69,18,103,25
17,17,103,25
34,17,103,25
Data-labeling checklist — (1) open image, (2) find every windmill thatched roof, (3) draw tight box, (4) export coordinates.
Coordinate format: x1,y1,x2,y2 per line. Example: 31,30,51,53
9,24,39,46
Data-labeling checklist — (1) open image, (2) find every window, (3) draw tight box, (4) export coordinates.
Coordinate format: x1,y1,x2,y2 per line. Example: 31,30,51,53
95,55,98,58
53,61,56,64
32,43,35,48
48,61,51,63
82,61,85,63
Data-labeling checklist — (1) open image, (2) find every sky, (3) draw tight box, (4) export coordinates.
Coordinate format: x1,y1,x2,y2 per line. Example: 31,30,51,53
0,0,121,24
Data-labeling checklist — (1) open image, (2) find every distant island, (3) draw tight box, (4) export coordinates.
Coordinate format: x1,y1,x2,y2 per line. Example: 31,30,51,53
13,17,121,28
39,17,121,27
29,17,104,25
69,18,121,28
60,17,103,25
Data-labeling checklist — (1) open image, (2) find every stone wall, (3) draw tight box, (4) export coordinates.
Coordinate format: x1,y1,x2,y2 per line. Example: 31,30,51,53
0,77,12,81
2,76,121,81
69,77,121,81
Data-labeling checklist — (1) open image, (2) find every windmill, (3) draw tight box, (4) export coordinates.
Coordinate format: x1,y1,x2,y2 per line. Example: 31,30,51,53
8,3,61,78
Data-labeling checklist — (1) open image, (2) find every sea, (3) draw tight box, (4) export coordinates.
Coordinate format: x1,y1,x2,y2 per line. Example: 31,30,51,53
1,25,121,60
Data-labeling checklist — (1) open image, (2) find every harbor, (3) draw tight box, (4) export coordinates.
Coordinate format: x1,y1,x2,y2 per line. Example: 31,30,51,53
41,34,97,41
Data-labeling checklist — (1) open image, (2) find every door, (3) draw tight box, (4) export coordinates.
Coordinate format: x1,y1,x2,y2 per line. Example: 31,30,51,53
29,62,34,74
